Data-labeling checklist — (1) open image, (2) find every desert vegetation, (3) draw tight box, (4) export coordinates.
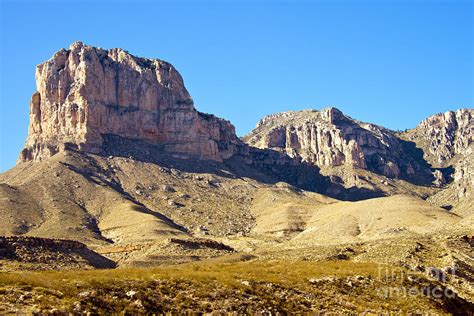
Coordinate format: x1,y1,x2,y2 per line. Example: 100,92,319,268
1,259,468,314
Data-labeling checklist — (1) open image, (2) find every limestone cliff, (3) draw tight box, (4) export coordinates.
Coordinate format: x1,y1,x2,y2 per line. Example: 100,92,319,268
403,110,474,212
402,109,474,167
243,107,430,180
19,42,240,163
17,42,473,200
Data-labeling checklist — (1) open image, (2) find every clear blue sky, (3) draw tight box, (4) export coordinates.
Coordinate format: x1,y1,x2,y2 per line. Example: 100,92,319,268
0,0,472,172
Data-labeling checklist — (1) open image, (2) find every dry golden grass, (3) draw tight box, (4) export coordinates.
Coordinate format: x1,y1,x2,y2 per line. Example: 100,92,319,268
0,260,376,290
0,260,461,314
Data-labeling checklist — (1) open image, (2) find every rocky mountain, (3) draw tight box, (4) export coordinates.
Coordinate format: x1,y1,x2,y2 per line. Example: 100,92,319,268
244,107,433,181
18,42,473,204
1,42,473,314
244,107,474,200
399,109,474,214
18,42,327,194
19,42,241,163
402,109,473,168
0,43,472,306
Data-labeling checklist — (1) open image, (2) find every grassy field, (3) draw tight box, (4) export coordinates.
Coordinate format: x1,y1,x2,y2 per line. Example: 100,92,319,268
0,259,464,314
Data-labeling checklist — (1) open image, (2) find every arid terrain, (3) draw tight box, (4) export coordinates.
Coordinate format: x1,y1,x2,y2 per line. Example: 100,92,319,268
0,42,472,314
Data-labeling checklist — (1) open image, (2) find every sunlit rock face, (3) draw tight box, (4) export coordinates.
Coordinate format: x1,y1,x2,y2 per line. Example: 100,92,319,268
403,109,474,167
19,42,240,163
243,107,432,179
454,145,474,198
404,109,474,208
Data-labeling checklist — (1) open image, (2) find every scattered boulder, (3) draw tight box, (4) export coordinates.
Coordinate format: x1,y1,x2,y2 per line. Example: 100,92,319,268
162,185,175,193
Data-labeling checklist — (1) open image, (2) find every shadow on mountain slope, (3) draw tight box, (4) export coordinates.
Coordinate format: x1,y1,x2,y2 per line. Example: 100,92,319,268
60,159,189,234
98,134,386,201
0,236,116,269
397,139,447,186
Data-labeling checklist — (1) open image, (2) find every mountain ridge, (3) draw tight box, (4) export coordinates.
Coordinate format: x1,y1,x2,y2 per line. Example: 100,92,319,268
1,43,472,276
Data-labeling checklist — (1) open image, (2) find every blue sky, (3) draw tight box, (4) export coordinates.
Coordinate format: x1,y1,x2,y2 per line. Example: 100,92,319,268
0,0,472,172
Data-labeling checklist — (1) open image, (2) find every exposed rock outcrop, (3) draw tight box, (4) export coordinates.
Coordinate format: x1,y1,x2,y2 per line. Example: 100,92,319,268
453,145,474,199
17,42,329,194
15,42,473,201
243,108,430,180
402,109,473,167
428,144,474,214
19,42,241,163
401,109,473,211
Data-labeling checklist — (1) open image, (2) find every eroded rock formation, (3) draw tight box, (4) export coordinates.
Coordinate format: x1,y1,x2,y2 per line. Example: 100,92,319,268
404,110,474,210
19,42,240,163
243,107,429,180
453,145,474,200
402,109,474,167
17,42,473,198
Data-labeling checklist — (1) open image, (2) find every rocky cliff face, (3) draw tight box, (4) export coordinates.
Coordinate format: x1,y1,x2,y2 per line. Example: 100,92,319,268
18,42,473,201
243,107,430,180
426,144,474,214
19,42,241,163
453,145,474,200
402,109,474,167
402,110,474,211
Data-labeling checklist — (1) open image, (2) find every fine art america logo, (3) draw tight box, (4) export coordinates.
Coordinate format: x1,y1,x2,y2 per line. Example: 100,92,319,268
377,265,457,299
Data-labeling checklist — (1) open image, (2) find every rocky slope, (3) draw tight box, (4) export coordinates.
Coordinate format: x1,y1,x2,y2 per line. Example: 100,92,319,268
1,42,473,314
243,108,433,183
0,236,115,270
19,42,241,163
244,107,473,198
2,43,473,271
402,109,474,168
17,42,326,195
401,109,474,213
428,143,474,216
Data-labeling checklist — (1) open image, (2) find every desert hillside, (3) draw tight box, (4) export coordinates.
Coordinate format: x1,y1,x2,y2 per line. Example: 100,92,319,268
0,42,472,313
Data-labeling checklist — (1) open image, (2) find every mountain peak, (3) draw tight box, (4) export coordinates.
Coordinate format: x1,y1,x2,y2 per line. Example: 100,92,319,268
19,44,241,163
69,41,85,50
